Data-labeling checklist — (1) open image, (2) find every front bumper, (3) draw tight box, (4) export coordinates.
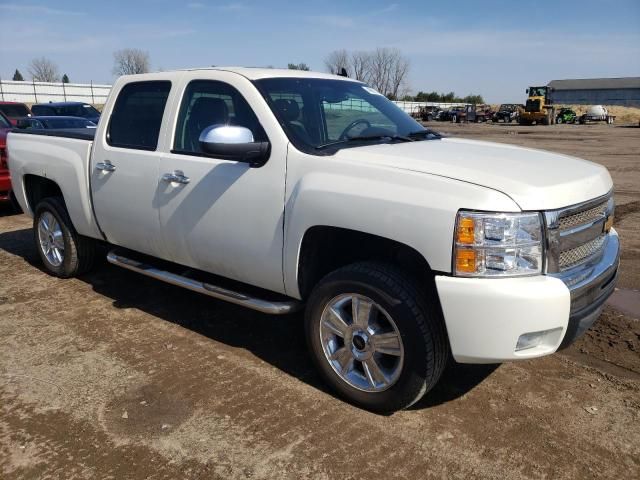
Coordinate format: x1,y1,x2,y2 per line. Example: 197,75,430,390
435,229,619,363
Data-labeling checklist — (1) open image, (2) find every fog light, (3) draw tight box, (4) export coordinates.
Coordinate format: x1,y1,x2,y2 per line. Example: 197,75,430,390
516,328,563,352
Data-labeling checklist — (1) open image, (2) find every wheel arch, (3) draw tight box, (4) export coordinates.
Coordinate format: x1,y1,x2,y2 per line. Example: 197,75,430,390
23,174,65,214
295,225,437,301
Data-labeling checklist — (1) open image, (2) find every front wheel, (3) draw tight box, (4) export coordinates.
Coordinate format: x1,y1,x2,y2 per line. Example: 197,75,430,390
305,262,449,412
34,197,96,278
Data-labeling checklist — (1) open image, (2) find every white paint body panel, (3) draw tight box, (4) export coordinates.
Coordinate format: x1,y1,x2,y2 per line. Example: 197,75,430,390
157,70,290,293
7,133,102,238
436,275,571,363
282,145,520,298
332,138,613,210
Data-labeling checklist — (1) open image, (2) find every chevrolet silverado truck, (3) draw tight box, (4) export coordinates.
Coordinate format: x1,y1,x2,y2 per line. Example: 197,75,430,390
7,68,620,412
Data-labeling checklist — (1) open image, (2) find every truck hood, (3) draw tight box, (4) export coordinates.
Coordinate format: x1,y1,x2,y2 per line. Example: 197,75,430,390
335,137,612,210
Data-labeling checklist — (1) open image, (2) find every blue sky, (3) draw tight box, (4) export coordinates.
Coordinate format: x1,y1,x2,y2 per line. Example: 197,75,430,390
0,0,639,102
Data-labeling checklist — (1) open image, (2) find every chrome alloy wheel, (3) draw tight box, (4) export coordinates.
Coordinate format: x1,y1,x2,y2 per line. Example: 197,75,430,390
319,294,404,392
38,211,64,267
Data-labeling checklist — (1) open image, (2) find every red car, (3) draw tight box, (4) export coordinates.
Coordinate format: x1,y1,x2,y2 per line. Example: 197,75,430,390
0,101,31,126
0,111,13,202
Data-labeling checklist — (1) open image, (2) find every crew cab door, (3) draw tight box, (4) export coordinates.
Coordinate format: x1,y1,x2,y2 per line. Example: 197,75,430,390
156,74,287,294
90,80,172,257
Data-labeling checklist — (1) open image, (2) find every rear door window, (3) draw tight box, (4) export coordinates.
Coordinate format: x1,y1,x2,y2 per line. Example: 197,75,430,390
108,81,171,151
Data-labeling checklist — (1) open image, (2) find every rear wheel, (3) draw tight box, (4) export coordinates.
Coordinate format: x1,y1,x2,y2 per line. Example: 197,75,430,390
305,262,449,412
34,197,96,278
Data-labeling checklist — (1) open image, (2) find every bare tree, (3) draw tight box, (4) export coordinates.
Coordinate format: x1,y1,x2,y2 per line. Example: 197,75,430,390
368,48,393,96
28,57,60,82
324,49,351,76
112,48,150,76
324,48,410,98
351,51,371,83
387,49,410,99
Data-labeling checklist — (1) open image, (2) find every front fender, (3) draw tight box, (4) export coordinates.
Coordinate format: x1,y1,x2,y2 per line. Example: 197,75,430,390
282,150,521,298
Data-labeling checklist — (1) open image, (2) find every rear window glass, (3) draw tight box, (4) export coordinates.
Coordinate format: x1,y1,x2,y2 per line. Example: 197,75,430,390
0,103,30,118
107,81,171,151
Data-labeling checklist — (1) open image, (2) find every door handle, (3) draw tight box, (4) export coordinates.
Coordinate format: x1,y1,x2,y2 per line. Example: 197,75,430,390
161,170,190,185
96,160,116,172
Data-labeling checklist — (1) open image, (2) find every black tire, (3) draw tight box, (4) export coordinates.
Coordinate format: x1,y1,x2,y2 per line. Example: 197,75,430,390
305,262,449,412
33,197,96,278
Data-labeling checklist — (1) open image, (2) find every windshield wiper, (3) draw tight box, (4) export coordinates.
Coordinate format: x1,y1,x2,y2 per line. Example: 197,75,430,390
315,133,414,150
407,129,442,139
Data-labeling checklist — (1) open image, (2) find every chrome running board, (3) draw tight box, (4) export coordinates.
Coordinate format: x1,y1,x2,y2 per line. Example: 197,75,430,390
107,251,303,315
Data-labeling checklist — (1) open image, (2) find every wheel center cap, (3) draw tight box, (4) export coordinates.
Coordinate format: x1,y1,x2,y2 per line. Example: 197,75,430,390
352,334,366,351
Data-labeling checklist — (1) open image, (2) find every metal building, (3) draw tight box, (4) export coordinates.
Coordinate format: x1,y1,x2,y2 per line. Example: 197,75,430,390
547,77,640,106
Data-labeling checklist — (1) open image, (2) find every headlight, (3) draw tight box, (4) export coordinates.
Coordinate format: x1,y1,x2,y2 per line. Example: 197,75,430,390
454,211,543,277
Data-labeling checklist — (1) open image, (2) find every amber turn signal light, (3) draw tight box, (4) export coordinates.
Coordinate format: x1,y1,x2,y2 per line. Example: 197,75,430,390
456,217,475,244
455,249,477,273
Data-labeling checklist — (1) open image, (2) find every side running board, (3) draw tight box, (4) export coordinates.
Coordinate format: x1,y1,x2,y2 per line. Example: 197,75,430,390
107,251,303,315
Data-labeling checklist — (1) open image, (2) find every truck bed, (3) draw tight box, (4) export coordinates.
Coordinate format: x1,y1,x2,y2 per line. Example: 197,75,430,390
10,128,96,142
7,128,102,239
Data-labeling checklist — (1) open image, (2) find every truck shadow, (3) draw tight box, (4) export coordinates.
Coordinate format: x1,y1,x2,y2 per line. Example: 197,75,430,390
0,227,498,413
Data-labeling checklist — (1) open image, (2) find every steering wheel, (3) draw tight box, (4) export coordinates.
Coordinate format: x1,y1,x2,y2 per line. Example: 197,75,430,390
339,119,372,140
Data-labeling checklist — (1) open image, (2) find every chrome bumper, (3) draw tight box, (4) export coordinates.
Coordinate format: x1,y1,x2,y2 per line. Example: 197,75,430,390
549,229,620,349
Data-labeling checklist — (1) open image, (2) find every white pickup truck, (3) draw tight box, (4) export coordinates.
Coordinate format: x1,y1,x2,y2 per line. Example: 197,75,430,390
7,68,619,412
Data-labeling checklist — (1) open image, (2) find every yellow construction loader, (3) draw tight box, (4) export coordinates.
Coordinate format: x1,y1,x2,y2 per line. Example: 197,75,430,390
519,86,556,125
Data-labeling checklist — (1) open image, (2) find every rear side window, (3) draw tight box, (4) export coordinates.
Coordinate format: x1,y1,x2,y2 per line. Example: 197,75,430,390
108,81,171,151
0,103,30,118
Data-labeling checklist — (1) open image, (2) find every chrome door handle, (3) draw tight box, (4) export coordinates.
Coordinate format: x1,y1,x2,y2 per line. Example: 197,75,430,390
161,170,190,185
96,160,116,172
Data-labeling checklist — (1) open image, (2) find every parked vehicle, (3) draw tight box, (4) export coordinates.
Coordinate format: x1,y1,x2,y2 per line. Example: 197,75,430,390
7,68,620,412
579,105,616,125
492,104,521,123
0,101,31,126
412,105,441,122
16,116,97,130
520,86,556,125
473,104,494,123
556,108,577,124
0,112,13,203
438,106,466,122
30,102,101,124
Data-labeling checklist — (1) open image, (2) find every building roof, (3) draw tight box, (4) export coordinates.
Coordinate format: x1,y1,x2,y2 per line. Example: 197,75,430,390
548,77,640,90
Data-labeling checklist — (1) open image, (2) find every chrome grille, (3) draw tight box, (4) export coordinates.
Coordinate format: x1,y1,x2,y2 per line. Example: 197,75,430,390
558,203,607,231
559,234,607,269
544,192,613,273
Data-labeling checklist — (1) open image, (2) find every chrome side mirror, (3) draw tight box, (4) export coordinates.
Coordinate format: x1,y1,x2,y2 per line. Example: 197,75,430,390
199,125,269,167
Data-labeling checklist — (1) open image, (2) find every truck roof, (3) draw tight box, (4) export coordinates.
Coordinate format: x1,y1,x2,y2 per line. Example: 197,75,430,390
120,67,361,83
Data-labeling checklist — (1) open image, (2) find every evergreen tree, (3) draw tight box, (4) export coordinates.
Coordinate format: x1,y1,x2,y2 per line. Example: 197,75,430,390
12,69,24,81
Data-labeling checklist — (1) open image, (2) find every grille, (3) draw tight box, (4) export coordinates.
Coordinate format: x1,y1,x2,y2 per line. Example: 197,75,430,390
559,234,607,270
558,202,607,231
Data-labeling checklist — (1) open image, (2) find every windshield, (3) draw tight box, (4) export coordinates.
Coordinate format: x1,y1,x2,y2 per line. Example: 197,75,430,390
528,87,547,97
0,103,30,118
42,118,95,129
254,78,431,153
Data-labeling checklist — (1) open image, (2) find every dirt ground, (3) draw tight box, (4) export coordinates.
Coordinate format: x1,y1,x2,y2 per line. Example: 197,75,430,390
1,123,639,479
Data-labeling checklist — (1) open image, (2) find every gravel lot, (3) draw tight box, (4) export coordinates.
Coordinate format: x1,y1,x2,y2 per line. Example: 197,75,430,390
1,123,639,479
